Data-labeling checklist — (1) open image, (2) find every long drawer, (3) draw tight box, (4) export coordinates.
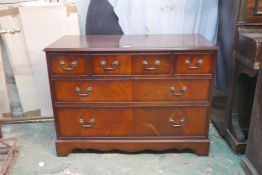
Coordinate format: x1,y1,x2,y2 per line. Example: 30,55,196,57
56,107,209,137
54,79,211,102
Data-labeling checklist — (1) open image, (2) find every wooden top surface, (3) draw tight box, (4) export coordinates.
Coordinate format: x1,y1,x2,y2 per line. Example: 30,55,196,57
44,35,217,52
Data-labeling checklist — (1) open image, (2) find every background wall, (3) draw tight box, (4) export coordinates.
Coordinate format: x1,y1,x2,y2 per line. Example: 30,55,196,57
0,0,218,118
108,0,218,44
0,1,82,117
0,0,90,34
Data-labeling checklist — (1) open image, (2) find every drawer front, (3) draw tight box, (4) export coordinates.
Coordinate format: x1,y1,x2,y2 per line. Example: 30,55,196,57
54,79,210,102
56,107,208,137
133,79,211,101
91,53,171,76
236,30,262,70
239,0,262,23
91,54,132,75
50,54,87,75
174,54,213,74
56,108,133,137
133,107,208,136
132,54,172,75
54,80,132,102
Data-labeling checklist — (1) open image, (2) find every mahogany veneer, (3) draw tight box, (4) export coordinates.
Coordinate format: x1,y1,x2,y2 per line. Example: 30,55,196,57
44,35,217,156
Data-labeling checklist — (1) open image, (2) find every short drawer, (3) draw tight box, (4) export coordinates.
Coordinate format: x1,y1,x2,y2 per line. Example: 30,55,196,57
133,79,211,101
56,107,208,137
91,54,132,75
174,54,213,74
132,54,172,75
56,108,134,137
50,54,87,75
90,53,171,76
54,80,132,102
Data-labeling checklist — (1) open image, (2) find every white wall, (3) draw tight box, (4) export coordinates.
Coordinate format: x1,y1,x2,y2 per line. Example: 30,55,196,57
0,1,82,116
0,0,90,34
1,0,218,117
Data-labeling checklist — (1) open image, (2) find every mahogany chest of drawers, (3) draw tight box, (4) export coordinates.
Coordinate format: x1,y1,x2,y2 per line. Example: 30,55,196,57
44,35,217,156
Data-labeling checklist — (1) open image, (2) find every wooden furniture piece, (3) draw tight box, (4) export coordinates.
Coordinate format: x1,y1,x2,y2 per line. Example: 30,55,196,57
212,0,262,153
44,35,217,157
241,55,262,175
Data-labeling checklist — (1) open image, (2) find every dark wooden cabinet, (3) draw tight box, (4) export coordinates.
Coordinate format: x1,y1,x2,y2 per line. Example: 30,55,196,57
212,0,262,153
241,62,262,175
44,35,217,157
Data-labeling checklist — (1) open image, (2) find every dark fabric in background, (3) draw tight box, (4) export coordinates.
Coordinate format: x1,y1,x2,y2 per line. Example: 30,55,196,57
215,0,238,91
86,0,123,35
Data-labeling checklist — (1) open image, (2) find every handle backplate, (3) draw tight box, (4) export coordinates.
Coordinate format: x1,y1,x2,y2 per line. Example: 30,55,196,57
184,59,203,69
79,117,95,128
100,60,119,71
168,116,186,128
75,86,93,96
60,60,77,71
142,60,161,71
170,86,187,96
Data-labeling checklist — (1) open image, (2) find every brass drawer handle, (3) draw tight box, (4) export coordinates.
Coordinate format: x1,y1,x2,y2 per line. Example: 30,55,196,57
100,60,119,71
75,86,93,96
170,86,187,96
168,116,186,128
184,59,203,69
0,26,21,34
59,60,77,71
142,60,160,70
79,118,95,128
